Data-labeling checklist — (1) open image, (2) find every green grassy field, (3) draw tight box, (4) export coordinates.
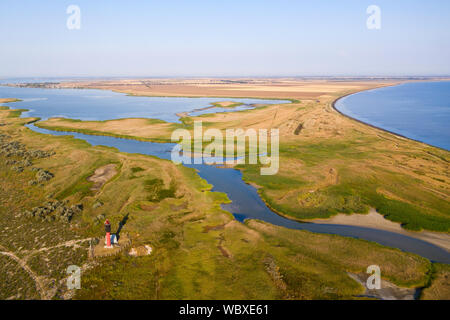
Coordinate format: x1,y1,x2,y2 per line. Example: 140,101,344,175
36,96,450,233
1,95,448,300
0,106,443,299
421,263,450,299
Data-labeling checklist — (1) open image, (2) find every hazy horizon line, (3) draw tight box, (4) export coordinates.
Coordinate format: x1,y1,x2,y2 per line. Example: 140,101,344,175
2,75,450,80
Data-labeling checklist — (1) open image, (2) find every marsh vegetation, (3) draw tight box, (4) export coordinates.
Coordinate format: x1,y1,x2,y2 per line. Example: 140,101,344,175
1,80,449,299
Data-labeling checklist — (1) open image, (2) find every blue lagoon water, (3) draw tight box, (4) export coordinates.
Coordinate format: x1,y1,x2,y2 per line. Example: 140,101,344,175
0,86,289,123
335,81,450,150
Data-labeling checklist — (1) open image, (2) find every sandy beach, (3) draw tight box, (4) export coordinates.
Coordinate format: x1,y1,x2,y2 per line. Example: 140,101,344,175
312,208,450,252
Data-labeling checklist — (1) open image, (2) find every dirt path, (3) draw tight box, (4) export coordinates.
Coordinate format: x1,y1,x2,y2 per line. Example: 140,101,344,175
0,244,48,300
22,238,93,256
0,237,93,300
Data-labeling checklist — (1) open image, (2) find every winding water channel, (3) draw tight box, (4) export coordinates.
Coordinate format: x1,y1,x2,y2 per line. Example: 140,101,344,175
1,85,449,263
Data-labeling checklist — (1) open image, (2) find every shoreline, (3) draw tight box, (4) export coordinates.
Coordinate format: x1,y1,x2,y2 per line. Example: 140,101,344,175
309,208,450,252
1,83,299,103
331,82,450,153
236,172,450,253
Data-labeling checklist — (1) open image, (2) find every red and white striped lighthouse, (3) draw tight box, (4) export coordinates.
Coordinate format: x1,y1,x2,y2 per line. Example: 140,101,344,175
104,219,112,248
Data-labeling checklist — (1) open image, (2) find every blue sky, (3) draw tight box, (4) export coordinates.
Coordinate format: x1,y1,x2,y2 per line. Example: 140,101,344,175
0,0,449,77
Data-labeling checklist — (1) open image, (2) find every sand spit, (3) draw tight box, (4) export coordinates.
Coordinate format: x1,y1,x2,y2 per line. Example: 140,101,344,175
312,208,450,252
